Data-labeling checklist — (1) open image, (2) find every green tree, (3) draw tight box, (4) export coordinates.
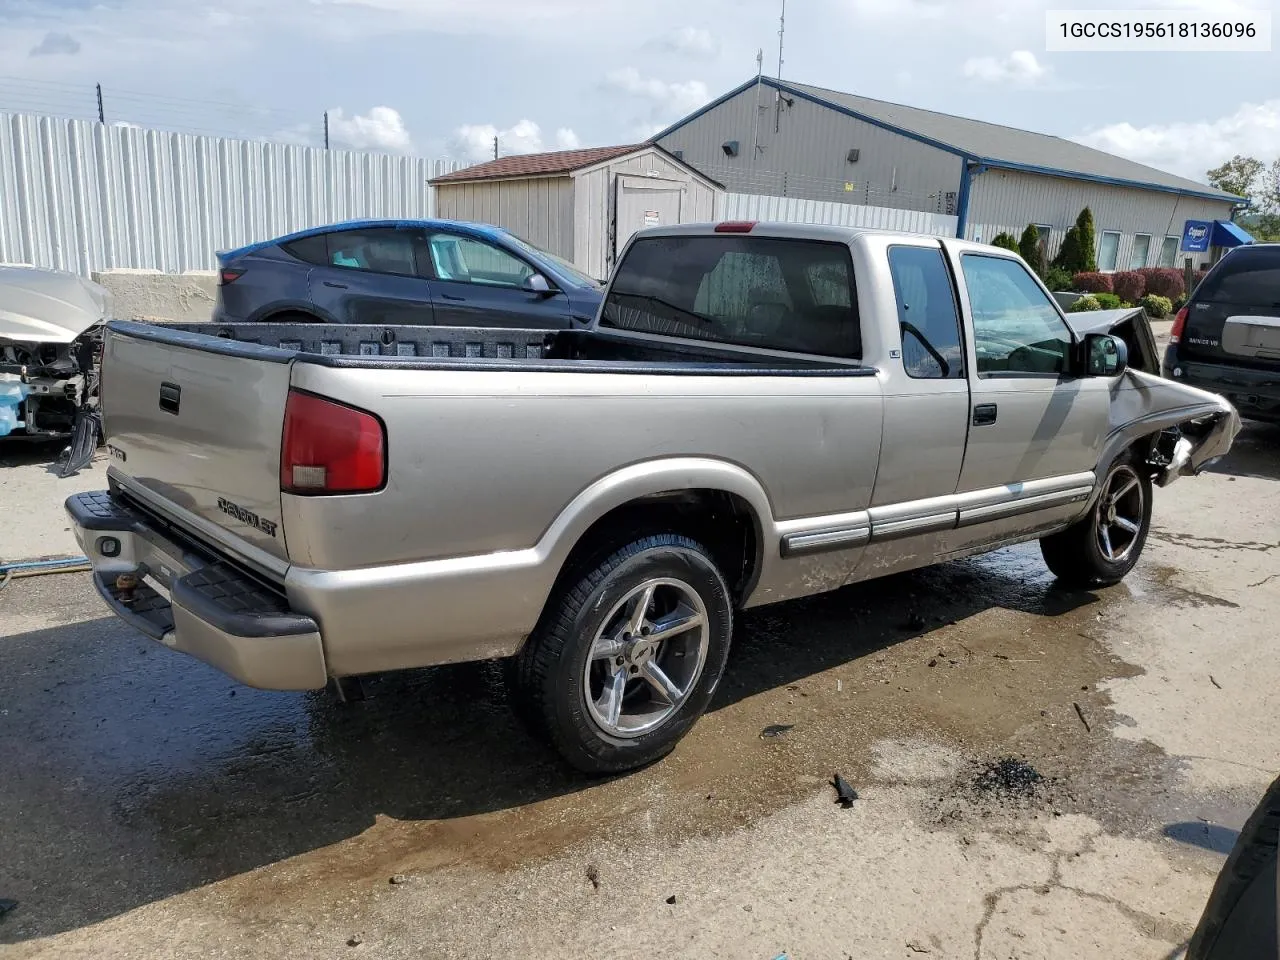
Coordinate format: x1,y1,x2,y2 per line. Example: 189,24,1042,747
990,231,1020,253
1018,224,1044,275
1207,154,1264,200
1052,226,1083,274
1075,207,1097,272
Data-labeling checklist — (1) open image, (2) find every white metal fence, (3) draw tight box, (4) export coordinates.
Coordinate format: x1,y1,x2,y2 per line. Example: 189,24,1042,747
717,192,958,237
0,111,464,276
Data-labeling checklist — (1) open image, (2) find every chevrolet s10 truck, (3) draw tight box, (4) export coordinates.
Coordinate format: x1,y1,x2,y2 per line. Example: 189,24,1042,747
67,222,1239,773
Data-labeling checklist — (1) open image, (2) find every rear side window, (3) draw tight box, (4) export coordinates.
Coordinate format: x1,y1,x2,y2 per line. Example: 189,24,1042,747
602,235,860,358
1195,248,1280,305
281,234,328,265
888,245,964,379
326,228,423,278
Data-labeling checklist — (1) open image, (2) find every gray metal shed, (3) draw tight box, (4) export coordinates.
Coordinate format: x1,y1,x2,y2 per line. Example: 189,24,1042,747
431,144,721,280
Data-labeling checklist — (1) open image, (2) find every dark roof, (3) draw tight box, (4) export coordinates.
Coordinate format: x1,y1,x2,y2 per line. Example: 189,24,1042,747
431,144,643,183
655,77,1241,203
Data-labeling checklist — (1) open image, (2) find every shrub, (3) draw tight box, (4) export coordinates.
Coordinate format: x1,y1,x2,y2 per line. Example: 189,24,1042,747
1067,295,1102,312
1075,207,1098,272
1112,270,1145,303
1137,267,1184,299
1043,265,1074,291
1093,292,1123,309
1139,294,1173,318
1072,271,1113,294
991,232,1020,253
1172,293,1188,312
1019,224,1044,275
1052,226,1083,273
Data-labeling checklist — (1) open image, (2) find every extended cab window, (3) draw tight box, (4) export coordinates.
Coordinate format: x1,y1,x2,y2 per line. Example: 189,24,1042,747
602,235,860,358
326,228,423,278
960,254,1072,377
888,245,964,379
427,233,535,289
1195,247,1280,304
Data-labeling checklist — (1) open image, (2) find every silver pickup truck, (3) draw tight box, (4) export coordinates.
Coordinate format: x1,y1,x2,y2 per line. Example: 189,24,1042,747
67,222,1239,773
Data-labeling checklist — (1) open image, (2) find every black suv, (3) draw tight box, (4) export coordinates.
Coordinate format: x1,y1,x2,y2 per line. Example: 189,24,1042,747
1164,244,1280,424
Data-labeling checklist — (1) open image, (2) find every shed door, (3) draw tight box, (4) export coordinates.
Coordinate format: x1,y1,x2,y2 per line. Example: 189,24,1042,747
614,176,685,258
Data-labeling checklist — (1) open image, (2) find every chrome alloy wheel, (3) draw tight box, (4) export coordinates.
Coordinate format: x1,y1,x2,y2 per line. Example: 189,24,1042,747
1095,463,1145,563
582,577,710,739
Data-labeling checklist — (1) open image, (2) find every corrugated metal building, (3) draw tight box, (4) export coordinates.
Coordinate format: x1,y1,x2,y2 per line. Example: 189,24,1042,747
431,143,719,279
0,110,462,276
655,77,1243,271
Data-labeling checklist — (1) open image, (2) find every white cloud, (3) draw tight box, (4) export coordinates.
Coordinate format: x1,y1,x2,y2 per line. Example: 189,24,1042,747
1074,100,1280,183
962,49,1048,85
604,67,709,128
448,120,583,163
648,26,718,57
29,31,80,56
327,106,413,153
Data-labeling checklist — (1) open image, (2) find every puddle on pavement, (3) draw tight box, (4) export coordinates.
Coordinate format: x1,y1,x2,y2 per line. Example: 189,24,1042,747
0,543,1189,938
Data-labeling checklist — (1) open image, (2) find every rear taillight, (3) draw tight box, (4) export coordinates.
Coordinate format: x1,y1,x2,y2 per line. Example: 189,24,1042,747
280,390,385,495
219,267,244,285
1170,306,1188,344
714,221,756,233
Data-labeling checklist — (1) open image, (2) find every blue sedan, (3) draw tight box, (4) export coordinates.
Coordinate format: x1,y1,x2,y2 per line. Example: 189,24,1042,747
214,219,604,329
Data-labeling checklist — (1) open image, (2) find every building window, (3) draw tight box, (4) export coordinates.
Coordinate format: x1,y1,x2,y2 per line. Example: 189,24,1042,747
1129,234,1152,270
1034,224,1054,262
1098,231,1121,272
1158,235,1179,268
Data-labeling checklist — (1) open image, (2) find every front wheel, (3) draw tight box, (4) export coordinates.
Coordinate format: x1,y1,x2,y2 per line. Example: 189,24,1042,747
512,534,733,774
1040,458,1153,587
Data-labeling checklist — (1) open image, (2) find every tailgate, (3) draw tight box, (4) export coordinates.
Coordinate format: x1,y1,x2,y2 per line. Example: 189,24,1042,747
100,322,291,564
1182,246,1280,368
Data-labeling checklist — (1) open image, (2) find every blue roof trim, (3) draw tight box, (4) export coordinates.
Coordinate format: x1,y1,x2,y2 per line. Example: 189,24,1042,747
652,76,1242,204
969,158,1241,204
769,80,968,158
216,218,508,264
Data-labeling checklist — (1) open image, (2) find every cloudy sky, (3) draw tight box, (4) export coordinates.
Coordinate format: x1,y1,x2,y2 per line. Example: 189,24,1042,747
1,0,1277,184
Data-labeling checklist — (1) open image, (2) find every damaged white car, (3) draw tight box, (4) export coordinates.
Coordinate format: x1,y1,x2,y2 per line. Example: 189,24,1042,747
0,265,108,476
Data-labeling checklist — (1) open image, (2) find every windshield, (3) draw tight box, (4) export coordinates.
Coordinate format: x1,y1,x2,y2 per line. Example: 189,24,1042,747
501,232,602,288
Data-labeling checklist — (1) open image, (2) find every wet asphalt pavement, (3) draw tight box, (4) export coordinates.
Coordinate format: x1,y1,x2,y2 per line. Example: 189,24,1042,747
1,421,1278,958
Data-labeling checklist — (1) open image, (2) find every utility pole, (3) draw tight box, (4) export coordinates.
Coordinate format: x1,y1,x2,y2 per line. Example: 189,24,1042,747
95,83,104,124
493,135,499,160
323,111,330,149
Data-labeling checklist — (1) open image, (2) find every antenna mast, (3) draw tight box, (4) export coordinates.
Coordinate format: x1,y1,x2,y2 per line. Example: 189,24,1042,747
777,0,786,80
751,48,764,163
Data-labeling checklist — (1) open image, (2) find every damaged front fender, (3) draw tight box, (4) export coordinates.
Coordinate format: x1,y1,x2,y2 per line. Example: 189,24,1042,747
1102,369,1241,488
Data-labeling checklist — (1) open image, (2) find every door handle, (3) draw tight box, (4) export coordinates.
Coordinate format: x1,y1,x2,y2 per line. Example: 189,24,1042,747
158,381,181,415
439,293,465,302
323,281,348,289
972,403,998,426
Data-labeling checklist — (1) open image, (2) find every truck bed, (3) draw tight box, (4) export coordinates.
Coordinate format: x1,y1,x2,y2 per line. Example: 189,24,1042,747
157,321,865,374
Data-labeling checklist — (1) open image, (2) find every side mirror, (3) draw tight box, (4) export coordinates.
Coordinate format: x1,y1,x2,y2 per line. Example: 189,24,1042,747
523,273,554,296
1085,333,1128,378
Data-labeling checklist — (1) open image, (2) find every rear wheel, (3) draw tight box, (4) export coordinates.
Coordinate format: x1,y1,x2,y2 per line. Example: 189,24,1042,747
1040,457,1153,587
512,534,733,774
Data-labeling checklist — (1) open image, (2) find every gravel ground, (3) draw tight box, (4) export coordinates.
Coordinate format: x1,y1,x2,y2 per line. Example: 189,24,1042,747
1,360,1277,959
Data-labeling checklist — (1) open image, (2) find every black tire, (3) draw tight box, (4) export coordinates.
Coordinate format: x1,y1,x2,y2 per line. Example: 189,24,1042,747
1040,455,1153,587
1186,774,1280,960
512,534,733,775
